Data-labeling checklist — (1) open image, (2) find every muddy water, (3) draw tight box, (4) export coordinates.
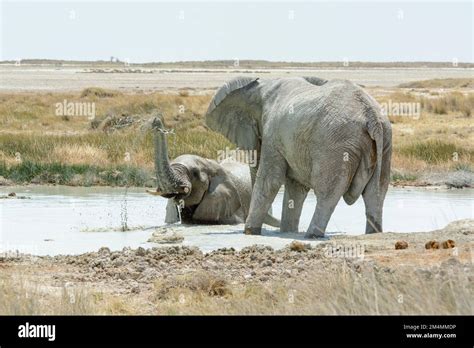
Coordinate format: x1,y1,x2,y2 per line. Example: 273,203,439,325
0,186,472,255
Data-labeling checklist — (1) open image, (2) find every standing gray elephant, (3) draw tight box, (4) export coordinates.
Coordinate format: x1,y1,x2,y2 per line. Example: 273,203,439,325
205,77,392,238
146,117,280,226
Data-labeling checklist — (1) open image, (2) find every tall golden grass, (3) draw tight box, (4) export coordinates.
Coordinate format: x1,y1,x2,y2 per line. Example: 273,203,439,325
1,261,471,315
0,87,472,185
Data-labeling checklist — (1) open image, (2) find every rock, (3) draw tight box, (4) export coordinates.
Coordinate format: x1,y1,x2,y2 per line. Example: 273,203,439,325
425,240,440,250
148,230,184,244
30,176,42,184
135,263,147,272
422,170,474,188
140,268,159,281
70,174,84,186
90,260,104,268
0,176,12,186
98,247,111,255
260,260,273,267
289,241,310,252
7,192,16,197
442,240,456,249
395,241,408,250
113,259,124,267
241,245,274,254
442,219,474,234
136,247,147,256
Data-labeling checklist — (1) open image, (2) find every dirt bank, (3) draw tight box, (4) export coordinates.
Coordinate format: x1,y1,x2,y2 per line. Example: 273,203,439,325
0,219,472,314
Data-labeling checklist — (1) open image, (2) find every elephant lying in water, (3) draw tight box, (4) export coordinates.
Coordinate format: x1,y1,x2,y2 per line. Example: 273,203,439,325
146,117,280,226
206,77,392,238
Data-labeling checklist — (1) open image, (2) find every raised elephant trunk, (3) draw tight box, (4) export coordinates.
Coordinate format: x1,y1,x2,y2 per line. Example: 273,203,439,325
148,117,190,196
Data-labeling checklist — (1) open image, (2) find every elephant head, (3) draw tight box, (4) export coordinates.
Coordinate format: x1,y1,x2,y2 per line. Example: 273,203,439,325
146,116,281,226
147,117,240,224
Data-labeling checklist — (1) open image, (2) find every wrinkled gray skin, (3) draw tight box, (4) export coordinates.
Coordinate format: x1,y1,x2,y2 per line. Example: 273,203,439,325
206,77,392,238
147,117,280,226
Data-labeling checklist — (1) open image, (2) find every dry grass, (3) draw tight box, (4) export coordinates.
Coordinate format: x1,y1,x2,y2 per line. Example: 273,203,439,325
375,90,474,180
0,275,99,315
149,264,472,315
0,89,232,184
80,87,120,98
0,87,472,185
0,89,211,132
51,144,109,165
399,140,473,165
1,261,471,315
419,92,474,117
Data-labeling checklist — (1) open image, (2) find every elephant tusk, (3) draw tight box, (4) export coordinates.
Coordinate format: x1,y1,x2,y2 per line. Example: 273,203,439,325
146,189,163,196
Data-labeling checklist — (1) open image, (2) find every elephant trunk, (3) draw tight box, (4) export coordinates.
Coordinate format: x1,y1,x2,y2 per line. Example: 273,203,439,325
149,117,190,196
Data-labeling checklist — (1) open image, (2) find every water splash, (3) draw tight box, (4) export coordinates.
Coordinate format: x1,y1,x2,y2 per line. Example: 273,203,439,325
120,187,129,231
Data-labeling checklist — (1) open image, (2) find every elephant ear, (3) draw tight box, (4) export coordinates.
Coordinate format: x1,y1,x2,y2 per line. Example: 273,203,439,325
302,76,328,86
206,77,260,150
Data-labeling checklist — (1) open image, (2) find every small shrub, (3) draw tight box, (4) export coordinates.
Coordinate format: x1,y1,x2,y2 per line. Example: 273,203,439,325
399,140,472,164
80,87,118,98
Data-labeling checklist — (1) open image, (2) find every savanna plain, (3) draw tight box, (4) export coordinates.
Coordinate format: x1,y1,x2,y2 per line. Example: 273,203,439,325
0,61,473,314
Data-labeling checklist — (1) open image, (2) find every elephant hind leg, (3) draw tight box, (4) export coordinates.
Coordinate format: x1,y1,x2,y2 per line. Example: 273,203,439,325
281,177,309,233
305,171,347,238
362,188,383,234
362,142,391,234
305,155,351,238
305,192,341,238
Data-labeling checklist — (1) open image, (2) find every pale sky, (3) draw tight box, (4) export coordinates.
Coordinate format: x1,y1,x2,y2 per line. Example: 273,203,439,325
1,0,473,62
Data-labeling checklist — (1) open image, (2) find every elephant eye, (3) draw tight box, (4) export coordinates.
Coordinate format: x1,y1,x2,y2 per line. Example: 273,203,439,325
191,168,200,178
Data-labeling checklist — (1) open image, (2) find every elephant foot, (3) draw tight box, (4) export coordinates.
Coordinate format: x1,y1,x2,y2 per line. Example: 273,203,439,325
304,231,325,239
244,227,261,235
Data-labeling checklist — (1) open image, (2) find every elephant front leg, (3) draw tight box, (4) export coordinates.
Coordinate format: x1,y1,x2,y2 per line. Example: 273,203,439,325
245,152,286,235
281,178,308,233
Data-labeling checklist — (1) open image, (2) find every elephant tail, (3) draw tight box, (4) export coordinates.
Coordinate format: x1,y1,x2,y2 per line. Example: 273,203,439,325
343,111,384,205
263,212,281,228
369,119,383,185
365,111,384,200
